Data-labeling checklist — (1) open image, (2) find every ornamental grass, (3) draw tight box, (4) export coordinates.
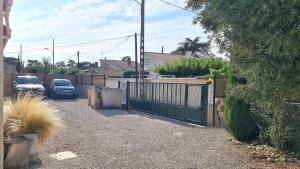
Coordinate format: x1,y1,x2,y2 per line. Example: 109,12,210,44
4,93,63,145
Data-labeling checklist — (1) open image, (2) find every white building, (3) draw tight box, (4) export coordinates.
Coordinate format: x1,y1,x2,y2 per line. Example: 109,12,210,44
144,52,183,71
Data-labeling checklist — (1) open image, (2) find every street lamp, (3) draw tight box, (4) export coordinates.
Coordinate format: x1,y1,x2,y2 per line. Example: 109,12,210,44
44,38,55,68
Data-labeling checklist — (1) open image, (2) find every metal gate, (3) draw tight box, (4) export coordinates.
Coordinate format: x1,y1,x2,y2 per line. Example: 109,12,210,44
126,82,208,126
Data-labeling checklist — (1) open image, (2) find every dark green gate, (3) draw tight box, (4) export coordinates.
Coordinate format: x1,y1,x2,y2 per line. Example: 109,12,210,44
125,82,208,126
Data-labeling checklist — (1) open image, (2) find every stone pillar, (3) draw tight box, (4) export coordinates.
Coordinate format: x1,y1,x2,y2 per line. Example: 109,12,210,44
207,81,214,126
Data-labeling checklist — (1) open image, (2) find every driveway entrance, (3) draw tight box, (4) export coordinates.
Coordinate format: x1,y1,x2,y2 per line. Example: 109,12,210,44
39,99,274,169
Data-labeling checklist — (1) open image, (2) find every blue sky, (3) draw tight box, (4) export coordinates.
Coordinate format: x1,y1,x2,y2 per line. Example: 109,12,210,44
5,0,214,63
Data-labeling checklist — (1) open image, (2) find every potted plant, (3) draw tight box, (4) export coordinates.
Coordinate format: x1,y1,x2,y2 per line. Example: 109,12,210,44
4,93,63,169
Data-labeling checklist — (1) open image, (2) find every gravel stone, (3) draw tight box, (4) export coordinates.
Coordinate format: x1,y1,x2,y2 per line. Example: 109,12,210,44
37,99,296,169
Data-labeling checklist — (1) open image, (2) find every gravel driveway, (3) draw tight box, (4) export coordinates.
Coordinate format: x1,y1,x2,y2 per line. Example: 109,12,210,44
38,99,285,169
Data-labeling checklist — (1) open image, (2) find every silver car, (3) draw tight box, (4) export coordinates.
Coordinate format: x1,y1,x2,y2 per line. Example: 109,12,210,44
13,76,46,97
49,79,76,99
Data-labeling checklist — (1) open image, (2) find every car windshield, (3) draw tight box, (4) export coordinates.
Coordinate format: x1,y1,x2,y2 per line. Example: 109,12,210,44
54,80,72,86
17,77,41,84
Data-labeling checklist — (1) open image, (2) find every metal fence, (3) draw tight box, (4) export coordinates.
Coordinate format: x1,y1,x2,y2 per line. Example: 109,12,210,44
126,82,208,126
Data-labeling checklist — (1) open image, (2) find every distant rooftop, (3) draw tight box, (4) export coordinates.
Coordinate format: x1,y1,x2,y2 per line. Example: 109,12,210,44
145,52,182,61
88,59,136,77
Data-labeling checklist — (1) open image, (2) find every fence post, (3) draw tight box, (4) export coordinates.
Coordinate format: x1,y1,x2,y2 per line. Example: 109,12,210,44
151,83,154,113
213,75,217,126
91,75,94,86
126,81,130,110
104,75,106,87
184,84,189,121
201,85,209,126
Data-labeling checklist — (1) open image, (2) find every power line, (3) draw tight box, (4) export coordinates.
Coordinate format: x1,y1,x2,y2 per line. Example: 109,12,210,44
158,0,199,14
55,34,135,49
133,0,141,4
102,36,131,55
5,34,137,54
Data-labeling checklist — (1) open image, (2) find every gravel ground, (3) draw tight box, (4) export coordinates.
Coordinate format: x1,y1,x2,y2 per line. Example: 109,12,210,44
37,99,296,169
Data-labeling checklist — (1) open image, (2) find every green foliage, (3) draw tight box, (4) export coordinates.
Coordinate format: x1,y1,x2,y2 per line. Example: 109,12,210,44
155,56,228,77
187,0,300,151
209,64,230,76
24,60,44,73
224,94,258,141
224,71,258,141
24,58,92,75
49,67,82,75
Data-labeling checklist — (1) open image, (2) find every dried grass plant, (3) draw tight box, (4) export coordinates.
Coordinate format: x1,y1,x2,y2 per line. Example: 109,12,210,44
4,93,63,145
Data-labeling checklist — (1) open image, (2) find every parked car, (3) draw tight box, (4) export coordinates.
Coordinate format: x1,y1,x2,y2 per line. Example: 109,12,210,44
49,79,76,99
13,76,46,97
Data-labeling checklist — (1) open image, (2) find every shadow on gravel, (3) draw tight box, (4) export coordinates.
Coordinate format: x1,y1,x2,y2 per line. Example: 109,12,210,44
96,109,129,117
45,98,80,103
129,110,206,129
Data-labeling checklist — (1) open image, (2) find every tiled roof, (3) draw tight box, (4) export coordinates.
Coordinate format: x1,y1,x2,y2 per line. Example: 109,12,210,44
145,52,182,61
89,60,136,77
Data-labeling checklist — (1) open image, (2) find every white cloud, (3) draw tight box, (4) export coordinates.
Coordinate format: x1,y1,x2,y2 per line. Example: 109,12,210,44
5,0,220,62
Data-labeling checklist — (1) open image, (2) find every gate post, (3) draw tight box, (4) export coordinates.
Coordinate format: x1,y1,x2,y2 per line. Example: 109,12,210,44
184,84,189,121
201,85,209,126
126,81,130,110
151,83,154,113
207,81,214,126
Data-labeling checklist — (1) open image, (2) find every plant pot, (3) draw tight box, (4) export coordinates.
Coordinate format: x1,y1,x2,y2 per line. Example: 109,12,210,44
4,134,41,169
4,136,31,169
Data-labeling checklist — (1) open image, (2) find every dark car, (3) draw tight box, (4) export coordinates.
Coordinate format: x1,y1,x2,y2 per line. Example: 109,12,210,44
13,76,46,97
49,79,76,99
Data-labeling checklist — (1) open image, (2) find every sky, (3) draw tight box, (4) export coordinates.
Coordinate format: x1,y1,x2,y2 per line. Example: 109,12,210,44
5,0,217,63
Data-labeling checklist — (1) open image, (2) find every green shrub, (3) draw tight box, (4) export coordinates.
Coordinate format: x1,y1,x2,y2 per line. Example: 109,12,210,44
267,104,300,152
154,56,228,77
224,94,258,141
224,70,258,141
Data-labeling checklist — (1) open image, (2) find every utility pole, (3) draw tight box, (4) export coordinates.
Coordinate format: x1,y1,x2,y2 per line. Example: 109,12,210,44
135,33,138,96
135,33,138,83
140,0,145,97
20,44,22,73
77,51,80,74
52,38,55,69
17,53,20,73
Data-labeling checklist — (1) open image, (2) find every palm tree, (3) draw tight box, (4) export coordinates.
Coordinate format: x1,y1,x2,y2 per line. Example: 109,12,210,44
172,37,211,57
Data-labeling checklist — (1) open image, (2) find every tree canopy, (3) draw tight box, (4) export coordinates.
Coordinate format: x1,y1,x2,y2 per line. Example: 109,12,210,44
23,58,96,75
172,37,211,57
155,57,228,77
186,0,300,151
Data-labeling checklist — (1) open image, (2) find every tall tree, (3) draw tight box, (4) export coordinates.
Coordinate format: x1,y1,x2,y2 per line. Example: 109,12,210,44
186,0,300,151
25,60,43,73
172,37,210,56
41,57,52,73
55,61,66,67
